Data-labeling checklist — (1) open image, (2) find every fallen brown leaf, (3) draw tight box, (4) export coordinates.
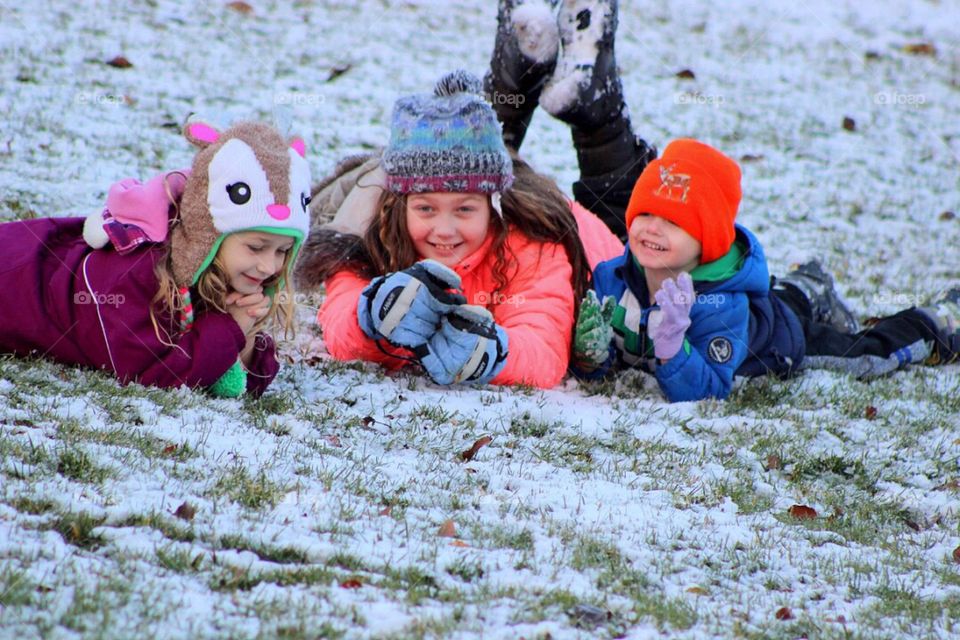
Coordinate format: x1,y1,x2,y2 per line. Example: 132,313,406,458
460,435,493,462
842,116,856,132
788,504,817,520
450,539,470,548
952,546,960,564
766,454,781,471
902,42,936,56
378,505,392,517
940,211,956,221
864,405,878,420
106,56,132,69
174,502,196,521
163,444,178,455
327,63,352,82
775,606,794,620
675,69,696,79
339,578,363,589
438,519,456,538
686,586,708,595
226,1,254,14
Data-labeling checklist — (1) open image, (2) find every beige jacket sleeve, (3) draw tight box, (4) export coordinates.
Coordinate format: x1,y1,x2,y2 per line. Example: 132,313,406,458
309,155,386,236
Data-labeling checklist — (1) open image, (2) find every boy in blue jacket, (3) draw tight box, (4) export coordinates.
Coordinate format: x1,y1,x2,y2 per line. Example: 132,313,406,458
574,138,959,402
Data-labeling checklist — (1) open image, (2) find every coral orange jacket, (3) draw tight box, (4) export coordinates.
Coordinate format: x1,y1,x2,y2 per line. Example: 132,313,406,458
318,201,622,388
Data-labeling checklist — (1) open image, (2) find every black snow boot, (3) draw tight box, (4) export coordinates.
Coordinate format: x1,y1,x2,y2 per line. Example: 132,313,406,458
542,0,657,239
483,0,561,151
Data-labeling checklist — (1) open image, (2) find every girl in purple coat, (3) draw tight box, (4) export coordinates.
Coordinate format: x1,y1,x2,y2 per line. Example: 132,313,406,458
0,121,312,397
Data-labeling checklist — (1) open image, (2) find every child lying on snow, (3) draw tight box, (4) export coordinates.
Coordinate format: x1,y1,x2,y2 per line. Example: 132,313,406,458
0,121,312,397
572,138,960,402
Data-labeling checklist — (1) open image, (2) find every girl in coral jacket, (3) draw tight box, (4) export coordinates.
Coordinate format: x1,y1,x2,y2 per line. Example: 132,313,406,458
296,70,626,389
0,121,312,397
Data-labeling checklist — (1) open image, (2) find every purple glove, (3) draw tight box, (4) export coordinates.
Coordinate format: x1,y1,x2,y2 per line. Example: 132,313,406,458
648,273,695,360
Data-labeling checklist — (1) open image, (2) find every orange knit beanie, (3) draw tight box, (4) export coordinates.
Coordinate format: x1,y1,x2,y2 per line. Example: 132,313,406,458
624,138,742,264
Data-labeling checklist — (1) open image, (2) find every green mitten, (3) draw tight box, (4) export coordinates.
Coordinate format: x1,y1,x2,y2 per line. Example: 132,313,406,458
209,360,247,398
573,290,616,370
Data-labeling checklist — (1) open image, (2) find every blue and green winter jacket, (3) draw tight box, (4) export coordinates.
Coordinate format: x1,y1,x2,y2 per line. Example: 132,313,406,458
587,225,805,402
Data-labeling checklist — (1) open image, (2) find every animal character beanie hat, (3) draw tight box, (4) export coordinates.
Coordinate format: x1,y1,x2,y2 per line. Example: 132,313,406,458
170,121,312,286
382,70,514,195
624,138,742,264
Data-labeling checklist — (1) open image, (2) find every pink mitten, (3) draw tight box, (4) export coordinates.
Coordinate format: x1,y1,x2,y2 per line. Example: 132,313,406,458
106,170,189,242
648,272,695,360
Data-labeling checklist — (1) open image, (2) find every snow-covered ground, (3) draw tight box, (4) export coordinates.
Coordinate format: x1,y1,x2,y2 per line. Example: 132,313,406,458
1,1,959,638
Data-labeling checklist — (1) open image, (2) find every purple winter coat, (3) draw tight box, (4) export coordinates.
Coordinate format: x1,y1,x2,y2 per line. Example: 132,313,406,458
0,217,278,395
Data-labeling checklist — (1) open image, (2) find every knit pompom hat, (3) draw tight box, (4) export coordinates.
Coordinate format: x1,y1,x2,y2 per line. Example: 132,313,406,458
624,138,742,264
382,70,514,195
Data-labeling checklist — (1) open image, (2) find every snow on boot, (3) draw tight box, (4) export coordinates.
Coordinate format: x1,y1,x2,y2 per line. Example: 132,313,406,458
484,0,561,151
540,0,621,130
541,0,656,239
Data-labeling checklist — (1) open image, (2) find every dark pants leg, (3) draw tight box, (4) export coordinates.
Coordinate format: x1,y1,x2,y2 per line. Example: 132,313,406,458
572,122,656,240
774,283,939,359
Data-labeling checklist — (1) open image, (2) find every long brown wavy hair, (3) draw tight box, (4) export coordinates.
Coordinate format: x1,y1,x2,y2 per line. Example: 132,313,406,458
362,155,591,317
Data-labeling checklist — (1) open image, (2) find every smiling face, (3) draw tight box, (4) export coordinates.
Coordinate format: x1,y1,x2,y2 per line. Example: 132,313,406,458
628,212,702,280
404,192,492,268
218,231,295,294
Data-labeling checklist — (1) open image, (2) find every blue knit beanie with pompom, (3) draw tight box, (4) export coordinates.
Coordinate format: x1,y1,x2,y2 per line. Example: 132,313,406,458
382,70,514,195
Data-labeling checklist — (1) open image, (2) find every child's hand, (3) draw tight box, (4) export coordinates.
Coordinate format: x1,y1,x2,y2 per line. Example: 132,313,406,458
573,290,616,371
648,273,694,361
357,260,467,347
225,291,270,335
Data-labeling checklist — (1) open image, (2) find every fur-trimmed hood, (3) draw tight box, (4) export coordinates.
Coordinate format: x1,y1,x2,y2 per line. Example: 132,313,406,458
295,153,386,290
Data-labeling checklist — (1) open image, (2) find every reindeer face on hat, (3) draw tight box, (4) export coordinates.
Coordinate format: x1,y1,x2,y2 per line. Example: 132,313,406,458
171,121,312,287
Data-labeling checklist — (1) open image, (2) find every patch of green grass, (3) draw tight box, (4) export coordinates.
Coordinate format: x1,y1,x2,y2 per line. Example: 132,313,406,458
381,565,445,605
271,621,346,640
52,421,197,466
210,463,286,510
0,562,35,608
326,551,368,572
55,446,111,483
508,411,556,438
865,587,960,628
381,608,468,640
786,453,875,492
244,392,299,434
712,476,775,514
155,545,205,574
217,534,310,564
211,564,341,592
779,495,917,547
409,403,458,425
630,592,698,632
8,495,57,515
59,573,135,633
51,511,107,549
115,511,196,543
0,431,51,471
0,198,39,220
718,377,797,416
570,535,649,594
444,557,484,584
533,433,595,472
473,525,535,552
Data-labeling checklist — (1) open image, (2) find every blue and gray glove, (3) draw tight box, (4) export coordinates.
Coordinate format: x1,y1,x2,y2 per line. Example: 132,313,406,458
358,260,467,349
414,304,509,385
